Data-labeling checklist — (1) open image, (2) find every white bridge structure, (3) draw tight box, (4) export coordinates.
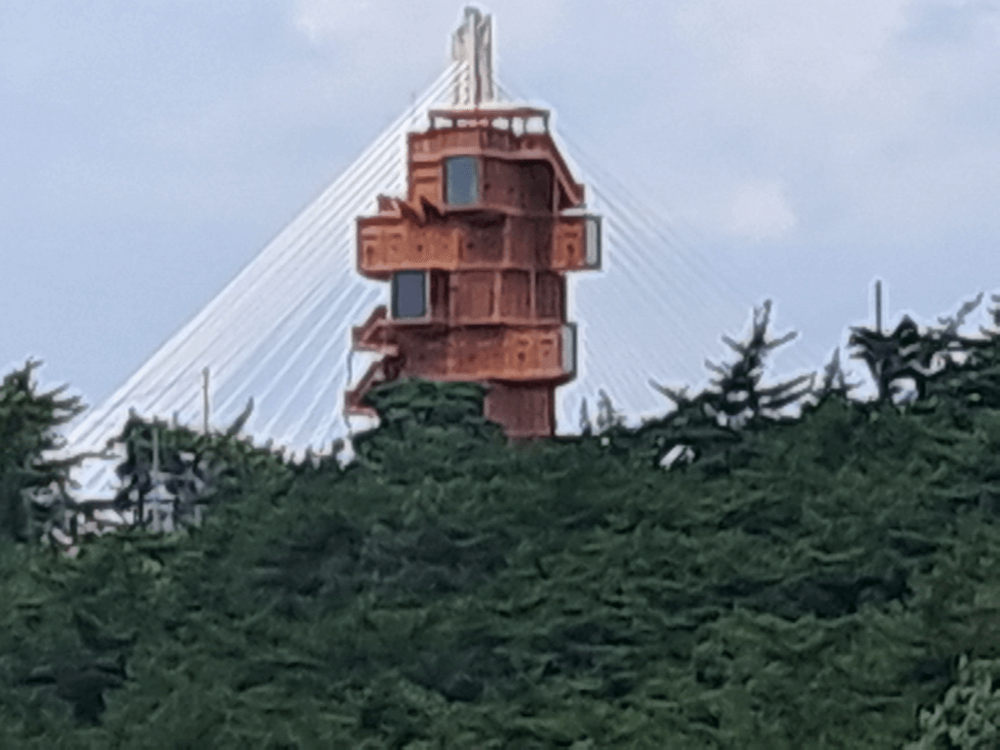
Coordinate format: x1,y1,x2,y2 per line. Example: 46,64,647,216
61,8,821,505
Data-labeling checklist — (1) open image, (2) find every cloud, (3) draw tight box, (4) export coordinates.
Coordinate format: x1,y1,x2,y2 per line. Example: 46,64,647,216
727,179,797,241
292,0,374,43
562,0,996,255
898,0,1000,47
290,1,569,57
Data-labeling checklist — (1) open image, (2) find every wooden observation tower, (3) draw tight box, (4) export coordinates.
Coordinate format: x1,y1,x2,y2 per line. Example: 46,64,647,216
345,8,601,440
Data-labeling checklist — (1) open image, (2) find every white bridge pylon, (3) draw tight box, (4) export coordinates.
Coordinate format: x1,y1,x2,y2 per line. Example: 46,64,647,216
64,62,468,498
62,12,821,500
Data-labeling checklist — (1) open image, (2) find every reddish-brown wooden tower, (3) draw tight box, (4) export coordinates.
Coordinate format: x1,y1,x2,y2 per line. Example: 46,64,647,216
344,11,601,440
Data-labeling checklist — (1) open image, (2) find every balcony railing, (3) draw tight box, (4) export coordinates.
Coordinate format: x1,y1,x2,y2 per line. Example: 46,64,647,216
358,214,601,276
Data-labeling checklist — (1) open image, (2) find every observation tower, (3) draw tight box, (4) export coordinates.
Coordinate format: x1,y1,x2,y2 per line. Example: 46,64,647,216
345,8,601,440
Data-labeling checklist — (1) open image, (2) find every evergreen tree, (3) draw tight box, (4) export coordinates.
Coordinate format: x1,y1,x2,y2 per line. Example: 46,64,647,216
8,290,1000,746
906,654,1000,749
352,379,507,483
812,346,862,402
594,389,625,434
578,398,593,436
921,293,1000,410
653,299,813,430
0,360,88,545
110,400,286,534
635,300,813,472
849,292,988,405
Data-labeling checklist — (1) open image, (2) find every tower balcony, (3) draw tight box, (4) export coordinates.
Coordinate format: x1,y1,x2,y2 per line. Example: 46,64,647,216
394,323,577,383
447,323,578,383
350,305,399,357
344,322,578,421
357,213,601,276
343,355,403,419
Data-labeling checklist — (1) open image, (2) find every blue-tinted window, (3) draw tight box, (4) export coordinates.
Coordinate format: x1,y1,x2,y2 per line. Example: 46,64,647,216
445,156,478,205
392,271,426,318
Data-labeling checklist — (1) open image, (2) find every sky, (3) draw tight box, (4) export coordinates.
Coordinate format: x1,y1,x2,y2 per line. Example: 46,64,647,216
3,0,1000,422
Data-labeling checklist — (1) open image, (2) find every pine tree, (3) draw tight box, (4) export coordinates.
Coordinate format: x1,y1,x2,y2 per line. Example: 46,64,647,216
906,654,1000,749
594,389,625,434
578,398,593,436
652,299,813,430
110,400,284,534
637,300,813,472
812,346,862,402
0,361,91,545
849,292,990,406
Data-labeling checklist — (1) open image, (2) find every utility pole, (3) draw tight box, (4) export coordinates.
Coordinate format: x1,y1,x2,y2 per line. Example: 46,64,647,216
875,279,883,334
202,367,210,434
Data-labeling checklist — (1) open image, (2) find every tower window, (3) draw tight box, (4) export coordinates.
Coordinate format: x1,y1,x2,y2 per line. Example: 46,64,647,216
445,156,479,205
392,271,427,318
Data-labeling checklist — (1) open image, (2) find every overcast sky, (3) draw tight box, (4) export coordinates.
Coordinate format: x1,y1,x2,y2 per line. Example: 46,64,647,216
3,1,999,417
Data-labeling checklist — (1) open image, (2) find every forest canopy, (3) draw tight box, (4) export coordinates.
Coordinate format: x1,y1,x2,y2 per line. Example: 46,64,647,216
2,293,1000,747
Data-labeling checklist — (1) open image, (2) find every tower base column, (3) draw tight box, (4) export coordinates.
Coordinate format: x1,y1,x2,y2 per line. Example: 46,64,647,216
483,382,555,440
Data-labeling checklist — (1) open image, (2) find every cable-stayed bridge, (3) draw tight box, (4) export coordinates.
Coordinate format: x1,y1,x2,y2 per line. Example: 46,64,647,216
61,9,822,502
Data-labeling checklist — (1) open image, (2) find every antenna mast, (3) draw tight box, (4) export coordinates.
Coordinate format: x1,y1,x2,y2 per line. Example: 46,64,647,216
451,7,494,106
875,279,883,334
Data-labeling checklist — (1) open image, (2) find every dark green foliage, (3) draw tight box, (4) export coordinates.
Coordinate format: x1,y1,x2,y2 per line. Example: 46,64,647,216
917,297,1000,415
626,299,813,473
110,407,293,532
594,389,626,433
906,653,1000,748
813,346,863,403
579,397,593,436
848,292,989,406
0,360,87,545
656,298,814,427
352,379,507,483
8,292,1000,745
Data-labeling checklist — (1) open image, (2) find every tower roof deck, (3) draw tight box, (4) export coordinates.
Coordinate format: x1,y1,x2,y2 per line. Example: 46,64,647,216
416,105,582,209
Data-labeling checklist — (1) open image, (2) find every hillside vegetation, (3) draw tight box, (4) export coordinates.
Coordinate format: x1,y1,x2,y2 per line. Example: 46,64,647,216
2,296,1000,747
